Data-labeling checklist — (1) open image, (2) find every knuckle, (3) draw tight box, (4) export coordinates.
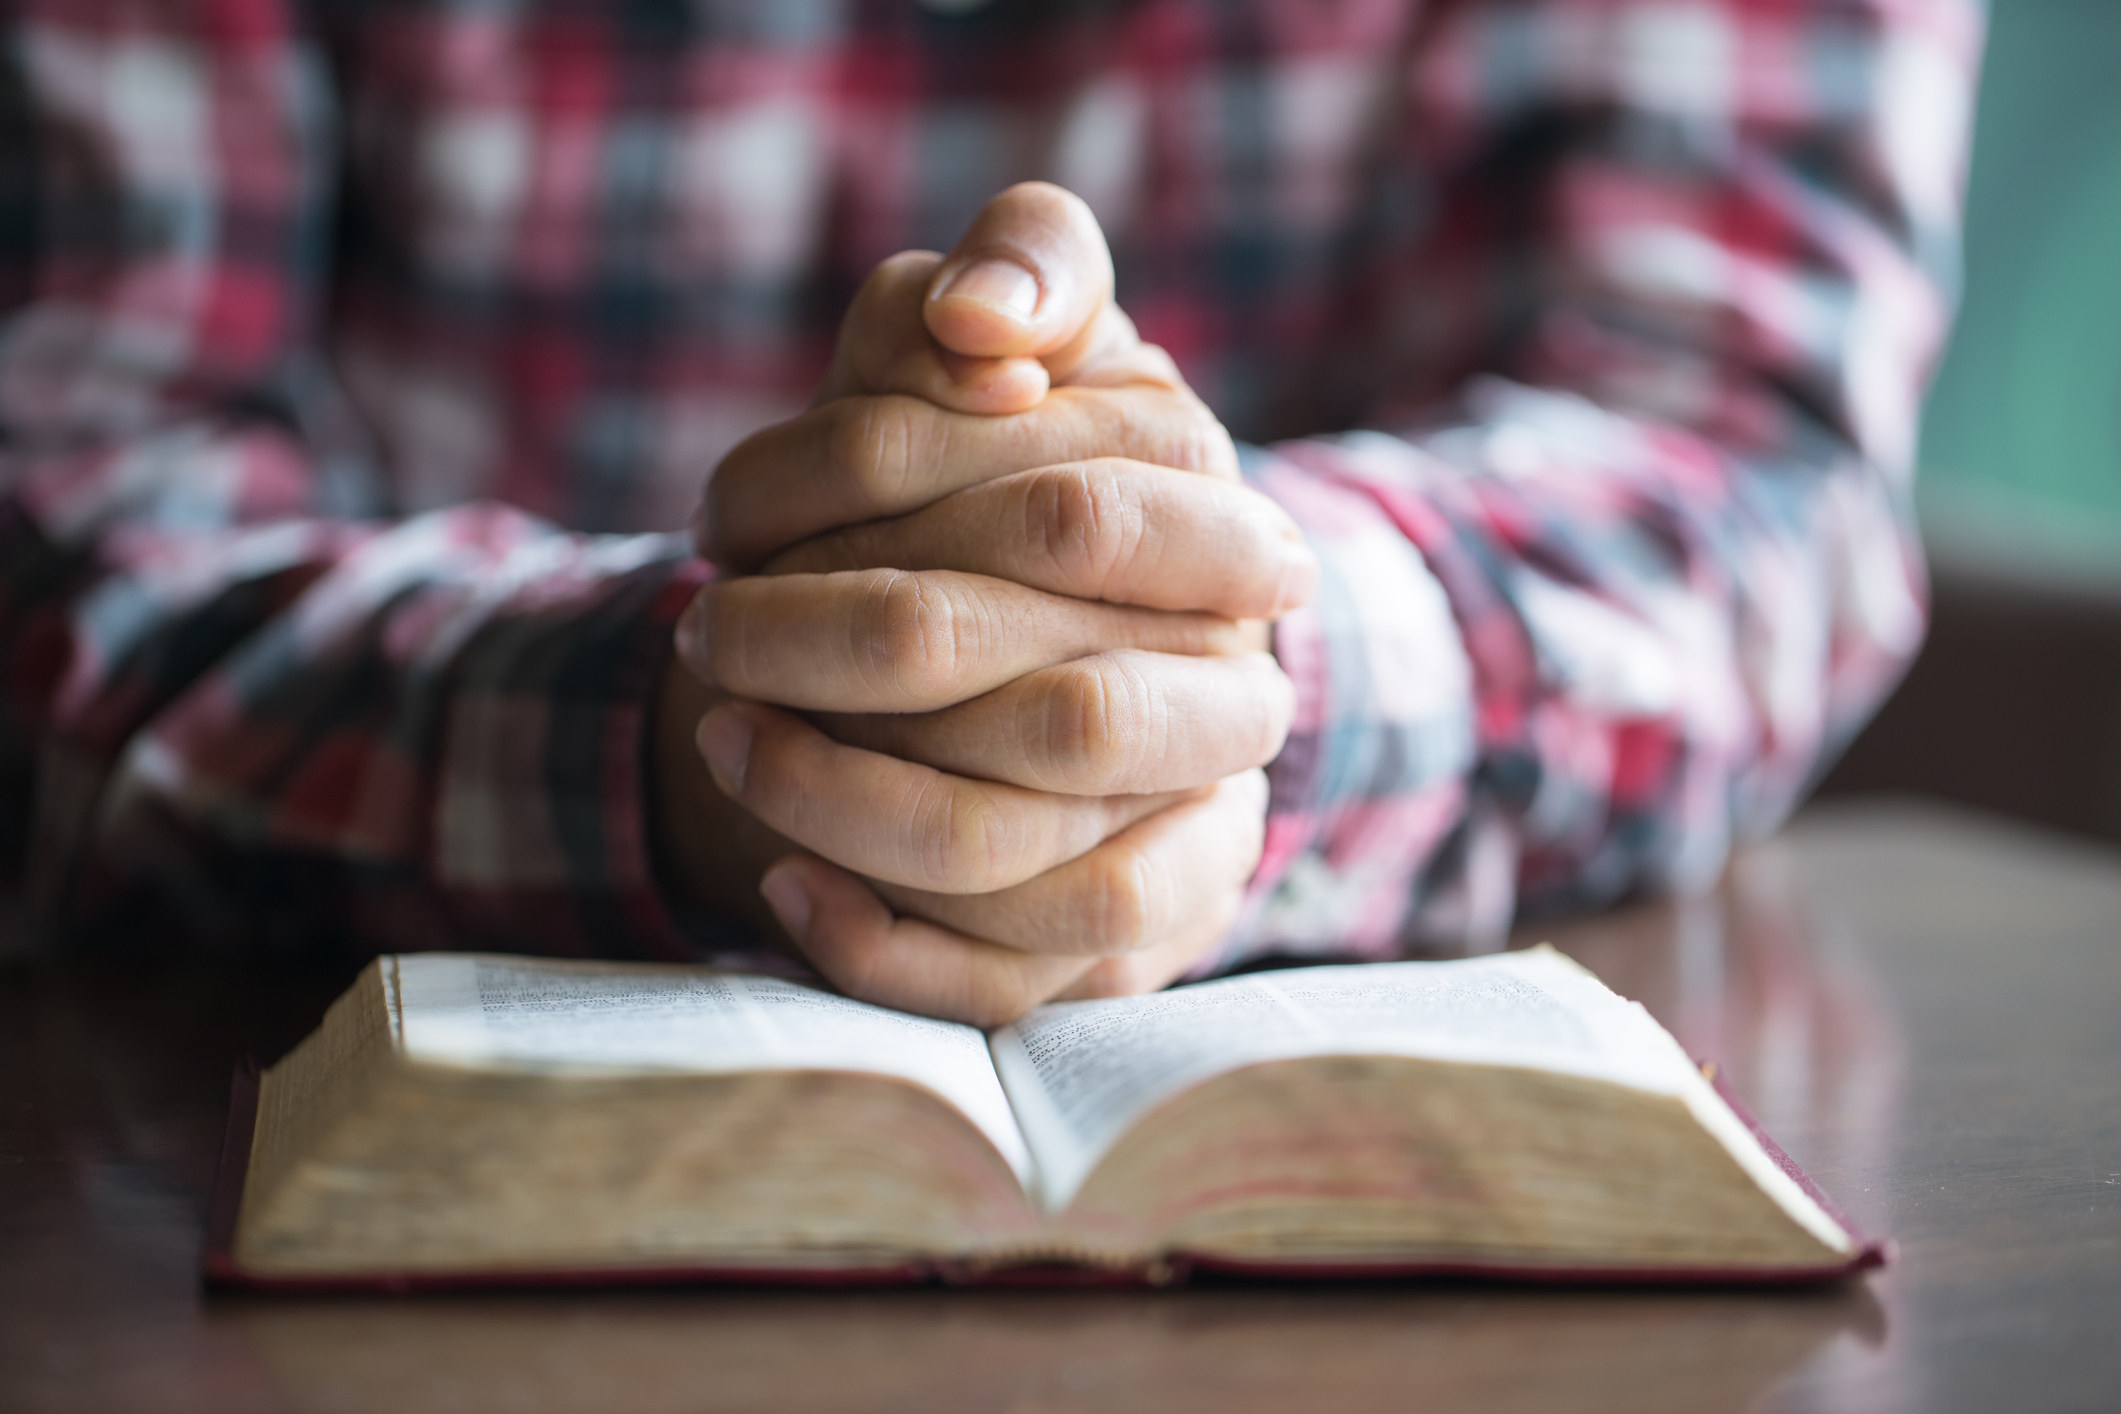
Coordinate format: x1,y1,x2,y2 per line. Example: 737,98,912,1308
826,397,928,509
1157,397,1239,478
1028,463,1144,596
1038,655,1156,789
914,781,1023,892
1080,844,1155,955
855,572,966,703
1091,383,1234,480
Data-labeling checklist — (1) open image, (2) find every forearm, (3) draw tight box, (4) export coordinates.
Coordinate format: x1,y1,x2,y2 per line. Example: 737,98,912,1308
4,455,716,959
1201,0,1978,970
1218,392,1922,968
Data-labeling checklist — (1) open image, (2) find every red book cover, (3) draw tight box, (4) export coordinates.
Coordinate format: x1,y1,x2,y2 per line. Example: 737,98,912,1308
201,1065,1888,1293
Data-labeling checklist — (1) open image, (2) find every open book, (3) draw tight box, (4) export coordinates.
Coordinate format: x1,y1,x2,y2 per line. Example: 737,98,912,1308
206,948,1881,1288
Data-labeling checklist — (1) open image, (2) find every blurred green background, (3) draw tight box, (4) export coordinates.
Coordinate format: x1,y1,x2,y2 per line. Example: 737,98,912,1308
1919,0,2121,574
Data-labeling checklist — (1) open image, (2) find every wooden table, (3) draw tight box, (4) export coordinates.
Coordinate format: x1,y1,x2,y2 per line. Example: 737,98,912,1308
3,800,2117,1413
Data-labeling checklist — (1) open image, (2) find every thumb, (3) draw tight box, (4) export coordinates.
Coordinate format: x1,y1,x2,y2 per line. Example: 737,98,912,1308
924,182,1119,381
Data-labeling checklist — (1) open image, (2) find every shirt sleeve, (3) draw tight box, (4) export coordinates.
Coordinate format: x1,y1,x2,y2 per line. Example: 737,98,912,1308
1216,0,1981,967
0,1,709,961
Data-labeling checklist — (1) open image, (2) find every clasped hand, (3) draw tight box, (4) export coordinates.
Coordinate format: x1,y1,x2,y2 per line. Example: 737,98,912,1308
656,184,1315,1024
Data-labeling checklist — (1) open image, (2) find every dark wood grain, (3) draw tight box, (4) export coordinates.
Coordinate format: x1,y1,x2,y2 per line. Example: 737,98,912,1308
2,799,2117,1414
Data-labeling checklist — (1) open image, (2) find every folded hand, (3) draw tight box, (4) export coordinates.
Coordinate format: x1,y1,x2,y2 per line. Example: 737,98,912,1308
658,184,1313,1024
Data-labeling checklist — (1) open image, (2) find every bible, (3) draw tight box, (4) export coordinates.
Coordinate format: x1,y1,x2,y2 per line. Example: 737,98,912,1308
204,947,1882,1288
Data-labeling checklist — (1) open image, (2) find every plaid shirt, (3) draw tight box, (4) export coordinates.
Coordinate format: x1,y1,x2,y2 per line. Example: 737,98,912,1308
0,0,1979,968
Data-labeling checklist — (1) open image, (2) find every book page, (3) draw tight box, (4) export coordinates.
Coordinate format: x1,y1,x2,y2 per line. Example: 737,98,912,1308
393,954,1032,1182
990,949,1695,1209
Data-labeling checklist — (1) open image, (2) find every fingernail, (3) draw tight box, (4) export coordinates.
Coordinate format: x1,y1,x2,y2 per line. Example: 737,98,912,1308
939,258,1040,323
675,591,714,674
697,705,752,794
1274,541,1320,615
760,863,813,942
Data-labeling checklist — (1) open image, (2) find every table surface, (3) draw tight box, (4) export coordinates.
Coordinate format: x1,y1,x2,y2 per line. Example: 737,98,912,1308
3,799,2117,1414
